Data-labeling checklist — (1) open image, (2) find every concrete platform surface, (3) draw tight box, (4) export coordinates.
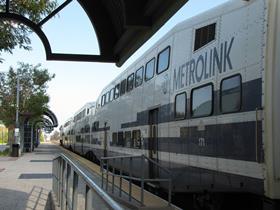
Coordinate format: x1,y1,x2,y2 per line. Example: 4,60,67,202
0,142,61,210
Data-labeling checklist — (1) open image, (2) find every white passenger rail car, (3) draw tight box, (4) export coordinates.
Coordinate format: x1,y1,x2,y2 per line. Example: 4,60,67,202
62,0,280,208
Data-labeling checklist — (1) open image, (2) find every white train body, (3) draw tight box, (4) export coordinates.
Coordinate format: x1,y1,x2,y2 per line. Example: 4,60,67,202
62,0,280,205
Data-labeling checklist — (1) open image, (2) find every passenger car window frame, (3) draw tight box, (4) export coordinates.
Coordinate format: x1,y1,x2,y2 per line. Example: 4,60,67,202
135,66,144,87
174,92,187,120
191,83,214,118
194,23,216,51
220,74,242,114
157,46,171,74
145,57,155,81
120,79,126,96
114,84,120,99
127,73,134,92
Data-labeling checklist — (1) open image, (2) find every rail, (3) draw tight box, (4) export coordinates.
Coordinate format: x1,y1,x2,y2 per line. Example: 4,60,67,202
100,154,172,207
52,153,123,210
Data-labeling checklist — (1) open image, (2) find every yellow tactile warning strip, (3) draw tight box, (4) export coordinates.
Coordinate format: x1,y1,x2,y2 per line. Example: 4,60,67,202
60,147,174,208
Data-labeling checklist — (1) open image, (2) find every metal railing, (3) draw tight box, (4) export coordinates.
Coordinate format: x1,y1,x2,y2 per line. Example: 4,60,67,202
100,155,172,207
52,153,123,210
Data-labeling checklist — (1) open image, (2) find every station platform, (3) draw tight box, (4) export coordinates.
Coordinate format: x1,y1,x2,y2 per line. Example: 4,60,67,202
0,142,61,210
0,142,179,210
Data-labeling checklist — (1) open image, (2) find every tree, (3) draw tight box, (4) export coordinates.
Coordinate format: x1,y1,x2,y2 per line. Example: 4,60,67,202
50,130,60,141
0,0,58,62
0,62,55,129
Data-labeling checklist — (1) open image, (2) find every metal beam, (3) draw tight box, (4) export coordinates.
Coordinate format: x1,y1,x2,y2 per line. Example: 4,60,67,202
38,0,73,27
5,0,9,13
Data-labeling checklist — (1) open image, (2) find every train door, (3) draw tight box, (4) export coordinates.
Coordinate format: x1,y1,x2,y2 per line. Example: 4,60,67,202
148,108,159,178
103,122,107,157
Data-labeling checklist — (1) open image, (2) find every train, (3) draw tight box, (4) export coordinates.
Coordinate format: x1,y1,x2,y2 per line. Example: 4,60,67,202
60,0,280,209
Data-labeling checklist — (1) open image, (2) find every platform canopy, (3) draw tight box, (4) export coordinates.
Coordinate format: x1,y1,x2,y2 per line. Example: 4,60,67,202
0,0,188,66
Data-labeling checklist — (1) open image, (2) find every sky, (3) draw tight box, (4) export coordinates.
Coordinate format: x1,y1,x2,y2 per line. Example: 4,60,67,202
0,0,228,130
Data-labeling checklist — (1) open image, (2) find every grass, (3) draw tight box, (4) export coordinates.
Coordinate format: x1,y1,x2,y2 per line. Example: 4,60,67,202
0,148,10,156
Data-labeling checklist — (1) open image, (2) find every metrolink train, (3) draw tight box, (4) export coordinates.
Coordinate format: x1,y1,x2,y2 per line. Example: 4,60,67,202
61,0,280,208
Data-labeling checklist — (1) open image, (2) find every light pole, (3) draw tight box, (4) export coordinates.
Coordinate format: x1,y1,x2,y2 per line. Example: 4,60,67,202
13,71,21,156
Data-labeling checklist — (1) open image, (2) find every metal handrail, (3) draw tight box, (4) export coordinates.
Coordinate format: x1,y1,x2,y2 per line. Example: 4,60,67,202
52,153,123,210
100,154,172,207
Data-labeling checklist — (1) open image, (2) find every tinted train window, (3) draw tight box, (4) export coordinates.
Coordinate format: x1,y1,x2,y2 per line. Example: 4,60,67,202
135,67,144,87
191,84,213,117
127,73,134,92
114,84,120,99
221,75,241,113
117,132,124,146
112,133,117,146
120,79,126,96
175,92,186,119
157,46,170,74
109,88,114,101
125,131,132,147
132,130,141,149
194,23,216,51
105,92,110,104
101,95,106,106
145,58,155,81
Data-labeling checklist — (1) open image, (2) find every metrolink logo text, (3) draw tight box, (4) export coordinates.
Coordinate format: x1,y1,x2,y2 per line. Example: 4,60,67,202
173,37,234,91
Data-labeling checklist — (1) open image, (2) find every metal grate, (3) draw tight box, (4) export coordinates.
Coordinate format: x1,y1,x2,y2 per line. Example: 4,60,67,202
18,173,52,179
30,160,53,162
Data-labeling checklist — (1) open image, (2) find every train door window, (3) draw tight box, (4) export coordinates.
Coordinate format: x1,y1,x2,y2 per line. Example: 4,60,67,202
127,73,134,92
221,75,242,113
109,88,114,102
145,58,155,81
191,84,213,117
175,92,187,119
157,46,170,74
194,23,216,51
114,84,120,99
117,132,124,147
112,133,117,146
120,79,126,96
132,130,141,149
135,67,144,87
125,131,132,147
101,95,106,106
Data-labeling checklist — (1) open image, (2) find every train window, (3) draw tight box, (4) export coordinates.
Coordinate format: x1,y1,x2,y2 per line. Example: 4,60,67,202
85,124,90,133
112,133,117,146
132,130,141,149
109,88,114,101
194,23,216,51
125,131,132,147
157,46,170,74
127,73,134,92
117,132,124,147
175,92,187,119
120,79,126,96
145,58,155,81
114,84,120,99
135,67,144,87
105,92,110,104
92,121,99,131
191,84,213,117
221,75,242,113
101,95,106,106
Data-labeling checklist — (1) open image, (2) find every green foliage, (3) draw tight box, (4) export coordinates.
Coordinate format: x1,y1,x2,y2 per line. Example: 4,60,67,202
39,130,44,142
0,148,9,156
0,0,58,62
0,126,8,144
0,62,55,128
